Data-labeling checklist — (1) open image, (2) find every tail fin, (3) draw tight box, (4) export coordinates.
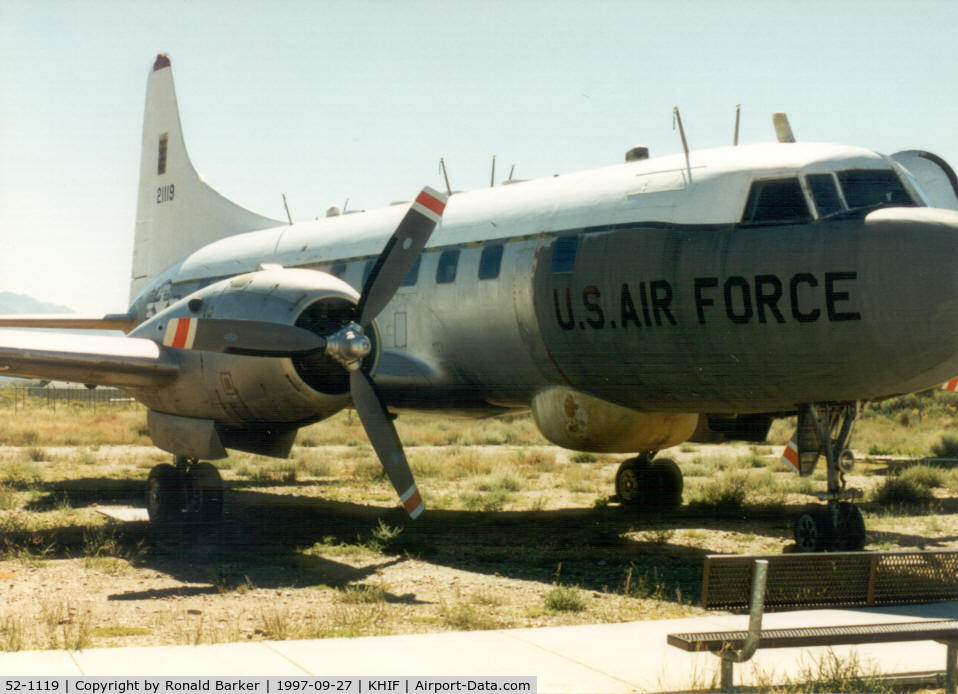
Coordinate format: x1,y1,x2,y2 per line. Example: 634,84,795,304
130,55,281,303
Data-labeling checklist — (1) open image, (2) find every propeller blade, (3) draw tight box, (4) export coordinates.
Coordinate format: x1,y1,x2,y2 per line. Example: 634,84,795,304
162,317,326,356
349,368,424,519
356,187,448,327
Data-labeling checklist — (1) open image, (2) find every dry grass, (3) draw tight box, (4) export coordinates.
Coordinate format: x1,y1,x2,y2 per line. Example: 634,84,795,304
0,388,956,651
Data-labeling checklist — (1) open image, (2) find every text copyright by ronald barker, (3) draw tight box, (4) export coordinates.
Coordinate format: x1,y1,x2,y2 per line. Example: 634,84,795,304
1,679,535,694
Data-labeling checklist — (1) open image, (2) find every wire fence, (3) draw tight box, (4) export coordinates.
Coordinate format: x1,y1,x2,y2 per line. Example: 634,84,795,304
0,387,139,413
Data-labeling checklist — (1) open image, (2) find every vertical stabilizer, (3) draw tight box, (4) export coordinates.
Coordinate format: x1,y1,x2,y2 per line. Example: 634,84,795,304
130,55,282,302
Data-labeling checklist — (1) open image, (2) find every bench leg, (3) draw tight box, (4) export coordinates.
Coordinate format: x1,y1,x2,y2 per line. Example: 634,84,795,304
947,643,957,694
721,659,734,693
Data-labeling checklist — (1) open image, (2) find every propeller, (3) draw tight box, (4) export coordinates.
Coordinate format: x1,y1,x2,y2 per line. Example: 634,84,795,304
339,187,447,518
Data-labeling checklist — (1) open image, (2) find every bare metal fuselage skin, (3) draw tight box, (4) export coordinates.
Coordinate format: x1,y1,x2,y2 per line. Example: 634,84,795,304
126,143,958,425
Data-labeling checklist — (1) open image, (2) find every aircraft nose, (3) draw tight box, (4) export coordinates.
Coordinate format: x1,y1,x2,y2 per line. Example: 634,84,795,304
863,206,958,391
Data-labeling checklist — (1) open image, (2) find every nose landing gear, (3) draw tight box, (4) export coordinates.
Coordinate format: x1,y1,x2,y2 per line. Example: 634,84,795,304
789,402,866,552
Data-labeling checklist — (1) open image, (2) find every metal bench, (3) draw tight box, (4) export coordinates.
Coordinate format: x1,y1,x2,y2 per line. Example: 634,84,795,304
667,551,958,692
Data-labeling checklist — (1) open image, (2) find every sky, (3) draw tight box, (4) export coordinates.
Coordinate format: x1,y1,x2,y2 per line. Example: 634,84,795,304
1,0,957,312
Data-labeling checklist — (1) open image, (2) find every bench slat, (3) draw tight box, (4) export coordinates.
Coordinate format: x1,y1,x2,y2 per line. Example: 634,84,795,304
702,550,958,612
668,619,958,652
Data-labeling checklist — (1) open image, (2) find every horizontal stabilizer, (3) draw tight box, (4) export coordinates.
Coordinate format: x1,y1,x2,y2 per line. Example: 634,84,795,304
0,313,137,332
0,331,178,387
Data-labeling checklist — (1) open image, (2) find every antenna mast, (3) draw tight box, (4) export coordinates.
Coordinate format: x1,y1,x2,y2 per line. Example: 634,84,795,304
439,158,452,196
282,194,293,225
673,107,691,180
733,104,741,146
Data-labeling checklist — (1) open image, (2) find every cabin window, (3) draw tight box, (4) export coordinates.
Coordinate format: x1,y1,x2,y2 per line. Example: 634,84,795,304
551,235,579,273
401,257,420,287
806,174,843,217
157,133,168,175
362,260,375,289
436,249,460,284
478,244,504,280
741,178,812,225
330,262,347,278
837,169,915,208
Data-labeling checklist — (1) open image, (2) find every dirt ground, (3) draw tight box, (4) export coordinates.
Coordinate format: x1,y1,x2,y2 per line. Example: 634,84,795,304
1,441,957,653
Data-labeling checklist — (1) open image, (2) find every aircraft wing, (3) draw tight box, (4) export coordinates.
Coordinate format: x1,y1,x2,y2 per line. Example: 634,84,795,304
0,330,178,387
0,313,137,332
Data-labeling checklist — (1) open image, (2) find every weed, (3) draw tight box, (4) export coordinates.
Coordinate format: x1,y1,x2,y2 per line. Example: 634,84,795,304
786,648,893,693
441,602,498,630
872,476,934,505
690,472,747,510
0,614,24,652
620,564,668,600
543,585,586,612
23,447,46,463
571,452,598,463
0,485,17,510
360,518,403,553
933,433,958,458
899,463,945,489
477,467,522,493
258,606,293,640
209,569,253,594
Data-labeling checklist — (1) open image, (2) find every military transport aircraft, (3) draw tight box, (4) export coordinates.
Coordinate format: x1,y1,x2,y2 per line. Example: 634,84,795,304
1,54,956,552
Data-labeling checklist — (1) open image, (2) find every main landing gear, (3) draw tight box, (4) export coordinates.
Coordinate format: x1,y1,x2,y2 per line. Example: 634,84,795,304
790,402,866,552
614,452,683,509
147,457,224,525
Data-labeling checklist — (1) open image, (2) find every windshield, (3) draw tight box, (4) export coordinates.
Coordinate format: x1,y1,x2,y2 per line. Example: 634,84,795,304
837,169,915,208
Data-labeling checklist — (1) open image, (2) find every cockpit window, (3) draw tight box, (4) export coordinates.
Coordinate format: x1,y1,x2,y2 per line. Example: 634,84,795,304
806,174,843,217
837,169,915,208
741,178,812,225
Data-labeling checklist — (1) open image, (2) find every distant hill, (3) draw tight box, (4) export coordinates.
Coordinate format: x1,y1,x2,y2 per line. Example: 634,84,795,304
0,291,73,314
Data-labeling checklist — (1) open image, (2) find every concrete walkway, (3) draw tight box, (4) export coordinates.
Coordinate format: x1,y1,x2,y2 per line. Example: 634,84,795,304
2,602,956,692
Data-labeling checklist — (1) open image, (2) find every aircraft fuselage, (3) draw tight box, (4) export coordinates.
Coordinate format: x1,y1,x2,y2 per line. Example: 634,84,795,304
129,142,958,420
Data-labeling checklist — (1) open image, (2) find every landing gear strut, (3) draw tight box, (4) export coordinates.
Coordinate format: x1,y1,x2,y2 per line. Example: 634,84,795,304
791,403,866,552
147,457,223,525
615,453,683,509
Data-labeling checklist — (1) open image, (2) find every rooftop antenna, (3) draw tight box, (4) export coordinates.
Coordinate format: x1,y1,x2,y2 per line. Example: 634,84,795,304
342,197,350,214
490,155,496,188
508,163,516,182
733,104,741,146
439,157,452,196
673,106,691,179
282,193,293,225
773,112,796,143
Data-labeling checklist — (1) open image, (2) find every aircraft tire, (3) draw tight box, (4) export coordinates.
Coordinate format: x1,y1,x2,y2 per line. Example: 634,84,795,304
614,457,648,505
147,463,185,523
185,462,224,524
793,506,836,552
834,503,866,551
645,459,683,509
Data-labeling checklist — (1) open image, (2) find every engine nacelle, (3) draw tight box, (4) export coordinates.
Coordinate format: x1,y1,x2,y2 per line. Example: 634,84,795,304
128,267,380,428
531,386,698,453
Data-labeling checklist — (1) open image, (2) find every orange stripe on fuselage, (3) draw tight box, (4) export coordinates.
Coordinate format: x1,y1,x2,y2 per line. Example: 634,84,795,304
171,318,192,349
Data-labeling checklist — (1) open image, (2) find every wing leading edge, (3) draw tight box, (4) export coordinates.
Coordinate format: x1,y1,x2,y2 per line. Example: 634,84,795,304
0,331,178,387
